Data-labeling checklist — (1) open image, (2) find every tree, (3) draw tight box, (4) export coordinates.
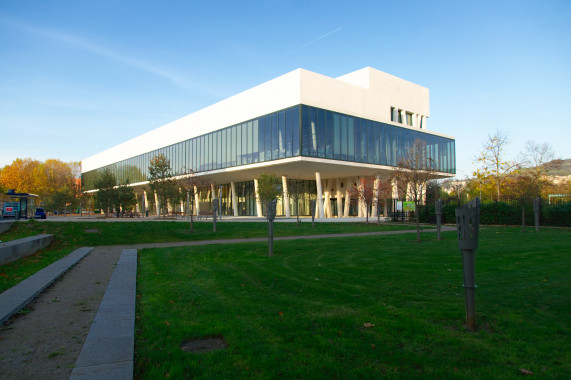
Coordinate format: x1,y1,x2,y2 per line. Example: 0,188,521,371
473,130,517,202
351,177,376,225
509,171,538,232
287,178,304,227
0,158,42,195
375,178,393,221
180,170,211,232
94,170,117,216
392,139,438,243
148,154,178,217
0,158,79,206
518,141,556,196
116,181,138,215
257,174,281,256
256,174,282,214
43,185,75,214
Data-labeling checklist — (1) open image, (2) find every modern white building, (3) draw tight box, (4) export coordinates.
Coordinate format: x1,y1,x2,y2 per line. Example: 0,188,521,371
82,67,455,217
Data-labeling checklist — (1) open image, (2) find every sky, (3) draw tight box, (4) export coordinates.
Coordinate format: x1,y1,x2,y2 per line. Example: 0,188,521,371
1,0,570,178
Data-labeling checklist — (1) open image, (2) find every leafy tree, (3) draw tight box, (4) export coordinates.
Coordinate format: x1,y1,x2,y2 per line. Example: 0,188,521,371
116,181,138,215
148,154,178,217
425,180,444,205
180,170,211,231
473,130,517,202
286,178,305,227
257,173,281,256
0,158,42,195
256,174,281,215
392,139,437,243
0,158,79,206
94,170,117,216
44,185,75,214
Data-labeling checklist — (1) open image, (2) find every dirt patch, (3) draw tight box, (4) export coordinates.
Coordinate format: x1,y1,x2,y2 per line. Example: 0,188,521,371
0,246,122,380
84,228,99,234
181,335,227,353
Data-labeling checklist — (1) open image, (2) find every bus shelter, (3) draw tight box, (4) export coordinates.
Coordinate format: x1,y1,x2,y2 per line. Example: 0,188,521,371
3,190,39,219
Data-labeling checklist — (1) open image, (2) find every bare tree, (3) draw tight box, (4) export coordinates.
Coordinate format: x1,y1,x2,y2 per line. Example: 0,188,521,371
518,141,557,195
473,130,517,202
350,177,376,225
375,178,393,223
179,170,211,232
392,139,438,243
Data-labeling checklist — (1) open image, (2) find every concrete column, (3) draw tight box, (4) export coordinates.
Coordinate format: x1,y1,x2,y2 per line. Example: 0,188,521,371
323,180,331,218
254,179,263,217
315,171,324,218
336,178,343,217
344,177,352,217
231,181,238,216
406,182,412,201
143,191,147,217
422,115,428,130
282,176,291,218
194,186,200,217
154,191,159,216
392,179,399,199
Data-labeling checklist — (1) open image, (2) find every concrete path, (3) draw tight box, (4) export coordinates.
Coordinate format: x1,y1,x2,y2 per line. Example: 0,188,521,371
128,226,456,250
70,249,137,380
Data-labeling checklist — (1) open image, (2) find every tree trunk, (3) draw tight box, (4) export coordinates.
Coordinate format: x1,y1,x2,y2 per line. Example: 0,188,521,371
190,202,194,232
521,203,525,233
416,201,421,243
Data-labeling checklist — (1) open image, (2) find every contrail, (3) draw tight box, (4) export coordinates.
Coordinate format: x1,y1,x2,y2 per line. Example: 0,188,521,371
289,26,342,53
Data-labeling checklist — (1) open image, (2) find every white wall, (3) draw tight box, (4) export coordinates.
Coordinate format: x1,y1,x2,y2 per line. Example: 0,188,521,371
82,67,443,173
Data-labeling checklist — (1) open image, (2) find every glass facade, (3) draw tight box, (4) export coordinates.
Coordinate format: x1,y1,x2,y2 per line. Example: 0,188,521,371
82,104,455,192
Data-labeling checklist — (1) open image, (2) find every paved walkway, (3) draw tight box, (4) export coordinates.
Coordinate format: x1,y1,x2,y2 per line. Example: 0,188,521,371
0,226,455,379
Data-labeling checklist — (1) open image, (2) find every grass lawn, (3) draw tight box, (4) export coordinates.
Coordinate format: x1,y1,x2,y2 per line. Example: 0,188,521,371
0,220,412,293
135,227,570,379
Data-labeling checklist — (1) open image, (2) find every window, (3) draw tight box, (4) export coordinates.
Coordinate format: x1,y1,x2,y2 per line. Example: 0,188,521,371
406,112,413,126
391,107,398,122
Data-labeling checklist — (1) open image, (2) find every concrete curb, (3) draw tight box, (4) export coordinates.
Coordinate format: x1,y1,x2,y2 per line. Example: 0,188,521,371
0,220,14,233
70,248,137,380
0,234,54,266
0,246,93,325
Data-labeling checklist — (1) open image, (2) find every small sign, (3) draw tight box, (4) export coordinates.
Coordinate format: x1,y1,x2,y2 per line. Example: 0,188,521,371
3,202,19,216
403,201,415,212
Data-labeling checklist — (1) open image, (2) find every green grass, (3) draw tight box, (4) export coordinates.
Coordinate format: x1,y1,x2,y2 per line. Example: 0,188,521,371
135,227,570,379
0,219,412,293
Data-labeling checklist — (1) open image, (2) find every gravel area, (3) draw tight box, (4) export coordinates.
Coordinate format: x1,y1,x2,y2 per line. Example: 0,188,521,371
0,246,122,380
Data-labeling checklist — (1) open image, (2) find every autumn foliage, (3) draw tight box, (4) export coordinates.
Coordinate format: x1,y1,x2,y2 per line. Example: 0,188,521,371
0,158,81,210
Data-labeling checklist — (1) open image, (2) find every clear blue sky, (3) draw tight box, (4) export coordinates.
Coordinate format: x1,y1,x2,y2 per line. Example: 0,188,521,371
1,0,570,178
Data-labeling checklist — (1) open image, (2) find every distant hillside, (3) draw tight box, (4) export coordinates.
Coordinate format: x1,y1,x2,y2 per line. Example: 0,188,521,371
543,158,571,176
